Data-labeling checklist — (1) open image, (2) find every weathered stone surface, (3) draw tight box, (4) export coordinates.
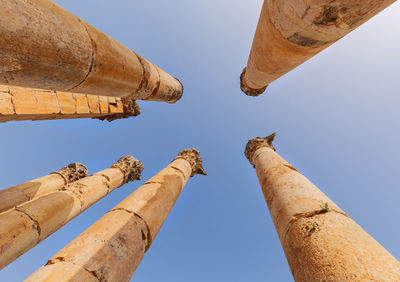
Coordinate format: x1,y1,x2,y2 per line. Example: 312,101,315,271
26,210,148,282
34,90,59,114
285,212,400,281
73,94,89,114
0,189,29,213
27,150,205,281
86,95,100,114
25,262,98,282
57,92,76,114
11,86,39,114
0,156,142,270
0,85,138,122
117,160,190,246
245,134,400,281
241,0,396,95
0,210,40,270
0,163,88,213
17,192,82,241
98,96,110,114
0,88,14,115
0,0,92,90
0,0,183,102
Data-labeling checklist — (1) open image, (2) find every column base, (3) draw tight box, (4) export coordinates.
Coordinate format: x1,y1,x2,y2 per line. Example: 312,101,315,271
240,68,268,97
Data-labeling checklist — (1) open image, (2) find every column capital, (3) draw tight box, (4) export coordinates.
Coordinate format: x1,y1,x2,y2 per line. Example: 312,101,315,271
111,156,143,183
245,133,276,166
240,68,267,97
173,148,206,177
52,163,88,184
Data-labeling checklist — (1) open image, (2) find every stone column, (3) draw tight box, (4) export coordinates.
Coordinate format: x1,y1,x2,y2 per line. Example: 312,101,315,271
26,149,206,282
0,162,87,213
0,156,143,270
0,0,182,103
0,85,140,123
244,133,400,281
240,0,396,96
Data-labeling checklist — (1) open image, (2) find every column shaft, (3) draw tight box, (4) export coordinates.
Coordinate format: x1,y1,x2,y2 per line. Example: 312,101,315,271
0,156,142,270
0,0,182,103
26,149,205,282
245,134,400,281
0,163,87,213
241,0,395,96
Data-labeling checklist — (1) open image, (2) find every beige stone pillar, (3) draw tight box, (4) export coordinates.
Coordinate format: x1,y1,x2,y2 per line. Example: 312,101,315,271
0,156,143,270
244,133,400,281
0,162,87,214
26,149,206,282
0,0,182,103
0,85,140,123
241,0,396,96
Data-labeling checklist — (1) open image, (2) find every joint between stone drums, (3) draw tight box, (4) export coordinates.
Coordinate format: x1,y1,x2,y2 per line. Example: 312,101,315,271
108,208,153,252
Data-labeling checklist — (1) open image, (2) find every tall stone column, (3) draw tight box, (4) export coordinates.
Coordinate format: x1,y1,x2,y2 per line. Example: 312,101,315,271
26,149,206,282
0,0,182,103
0,162,88,213
244,133,400,281
240,0,396,96
0,156,143,270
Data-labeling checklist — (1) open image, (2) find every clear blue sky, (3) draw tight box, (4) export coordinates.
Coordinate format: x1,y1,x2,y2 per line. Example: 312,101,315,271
1,1,400,281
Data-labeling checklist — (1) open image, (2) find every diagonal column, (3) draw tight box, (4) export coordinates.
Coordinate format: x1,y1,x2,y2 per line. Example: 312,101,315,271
0,85,140,123
0,162,87,213
0,0,183,103
240,0,396,96
0,156,143,270
244,133,400,281
26,149,206,282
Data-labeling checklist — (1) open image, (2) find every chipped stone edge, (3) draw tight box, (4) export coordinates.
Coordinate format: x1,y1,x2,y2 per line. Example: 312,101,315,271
96,97,141,122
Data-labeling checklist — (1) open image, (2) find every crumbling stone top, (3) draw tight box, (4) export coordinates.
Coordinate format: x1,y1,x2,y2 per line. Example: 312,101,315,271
53,163,88,184
245,133,276,167
240,68,268,97
174,148,206,177
98,97,141,122
111,155,144,183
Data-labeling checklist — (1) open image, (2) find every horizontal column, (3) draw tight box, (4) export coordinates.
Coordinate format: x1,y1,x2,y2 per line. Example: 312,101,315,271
241,0,396,96
0,162,88,213
0,156,143,270
26,149,206,281
0,85,141,122
0,0,183,103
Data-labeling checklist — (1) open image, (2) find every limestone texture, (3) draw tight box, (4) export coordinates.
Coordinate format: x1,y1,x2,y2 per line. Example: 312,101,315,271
0,163,87,213
0,0,183,103
245,134,400,281
26,149,205,281
241,0,396,95
0,85,140,122
0,156,143,270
